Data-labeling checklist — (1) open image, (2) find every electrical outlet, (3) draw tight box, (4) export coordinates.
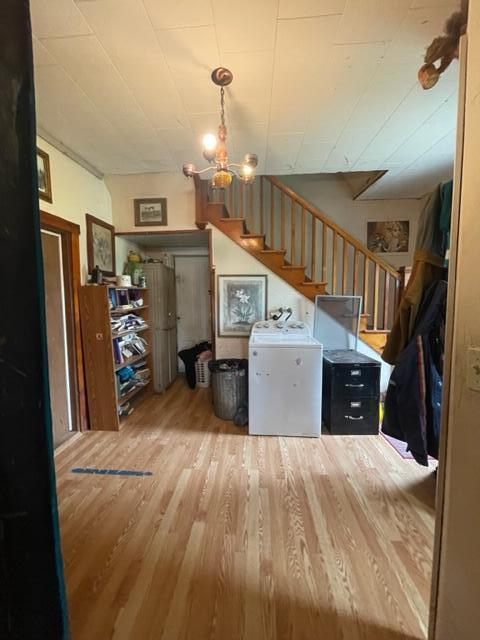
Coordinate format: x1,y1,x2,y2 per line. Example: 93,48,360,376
467,347,480,392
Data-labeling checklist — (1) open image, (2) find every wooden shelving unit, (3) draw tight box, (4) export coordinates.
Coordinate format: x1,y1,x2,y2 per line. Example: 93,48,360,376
79,284,153,431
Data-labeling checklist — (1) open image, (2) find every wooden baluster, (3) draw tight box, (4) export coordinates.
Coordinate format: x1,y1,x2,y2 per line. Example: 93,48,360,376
270,182,274,247
239,181,244,222
342,240,348,294
291,200,296,264
301,208,306,266
332,231,337,293
260,177,264,235
353,249,359,294
397,266,406,307
322,223,327,283
228,176,233,215
249,183,254,234
280,191,286,250
311,218,317,281
373,263,380,330
363,258,370,318
384,272,391,330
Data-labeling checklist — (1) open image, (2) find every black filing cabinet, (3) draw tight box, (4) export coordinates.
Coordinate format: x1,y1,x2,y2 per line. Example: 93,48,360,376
322,350,380,435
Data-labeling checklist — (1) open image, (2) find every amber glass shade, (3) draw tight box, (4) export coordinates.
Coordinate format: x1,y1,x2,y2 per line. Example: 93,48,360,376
212,170,233,188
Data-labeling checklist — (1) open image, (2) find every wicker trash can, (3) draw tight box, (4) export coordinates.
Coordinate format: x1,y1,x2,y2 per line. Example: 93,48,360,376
208,359,248,420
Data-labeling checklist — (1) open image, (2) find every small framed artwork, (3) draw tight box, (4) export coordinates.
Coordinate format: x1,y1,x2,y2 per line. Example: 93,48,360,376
37,148,52,203
218,275,267,337
367,220,410,254
134,198,168,226
86,214,116,276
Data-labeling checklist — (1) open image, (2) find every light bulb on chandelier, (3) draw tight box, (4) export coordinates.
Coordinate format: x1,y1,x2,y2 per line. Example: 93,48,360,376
183,68,258,189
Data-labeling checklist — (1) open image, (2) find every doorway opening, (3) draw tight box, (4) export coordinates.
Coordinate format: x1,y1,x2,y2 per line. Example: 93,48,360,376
40,211,86,446
116,229,214,392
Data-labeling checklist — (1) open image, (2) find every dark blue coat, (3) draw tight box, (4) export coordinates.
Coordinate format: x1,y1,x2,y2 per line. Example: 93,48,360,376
382,280,447,466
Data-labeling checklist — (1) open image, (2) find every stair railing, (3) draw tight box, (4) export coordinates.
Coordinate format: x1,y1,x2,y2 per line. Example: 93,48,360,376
196,175,405,332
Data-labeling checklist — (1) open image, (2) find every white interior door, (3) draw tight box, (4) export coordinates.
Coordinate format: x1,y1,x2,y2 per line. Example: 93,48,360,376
41,229,73,447
175,256,211,370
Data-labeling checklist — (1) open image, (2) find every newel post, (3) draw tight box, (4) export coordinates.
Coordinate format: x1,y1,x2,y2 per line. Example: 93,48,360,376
193,174,208,230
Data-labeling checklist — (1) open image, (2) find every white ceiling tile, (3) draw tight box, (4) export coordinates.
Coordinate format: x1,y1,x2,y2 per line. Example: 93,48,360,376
156,26,220,112
295,142,333,172
118,57,189,130
335,0,409,44
220,51,274,125
213,0,278,52
144,0,214,29
76,0,161,61
32,37,57,67
385,95,457,165
279,0,346,19
41,35,156,138
31,0,92,38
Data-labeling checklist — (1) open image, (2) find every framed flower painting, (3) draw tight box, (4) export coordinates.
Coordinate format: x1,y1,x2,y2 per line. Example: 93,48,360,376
217,275,267,337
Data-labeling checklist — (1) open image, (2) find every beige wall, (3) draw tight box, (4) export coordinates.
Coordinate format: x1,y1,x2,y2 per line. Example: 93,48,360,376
280,173,423,269
106,172,196,232
37,137,112,282
213,227,314,359
434,6,480,639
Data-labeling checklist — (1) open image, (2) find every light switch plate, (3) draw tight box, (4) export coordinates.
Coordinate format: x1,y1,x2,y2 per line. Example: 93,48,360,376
467,347,480,392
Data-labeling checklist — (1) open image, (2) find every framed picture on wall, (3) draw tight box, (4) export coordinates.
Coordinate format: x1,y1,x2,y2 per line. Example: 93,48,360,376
217,275,267,337
134,198,168,226
367,220,409,254
86,213,116,276
37,148,52,203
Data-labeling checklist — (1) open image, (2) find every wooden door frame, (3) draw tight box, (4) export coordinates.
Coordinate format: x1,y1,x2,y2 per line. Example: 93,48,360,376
428,35,467,639
41,210,87,431
116,228,216,356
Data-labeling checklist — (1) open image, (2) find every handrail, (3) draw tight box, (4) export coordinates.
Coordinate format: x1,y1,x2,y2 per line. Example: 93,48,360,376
265,175,400,280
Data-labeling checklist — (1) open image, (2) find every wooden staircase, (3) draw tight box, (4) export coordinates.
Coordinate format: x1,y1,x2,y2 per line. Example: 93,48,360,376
194,175,406,354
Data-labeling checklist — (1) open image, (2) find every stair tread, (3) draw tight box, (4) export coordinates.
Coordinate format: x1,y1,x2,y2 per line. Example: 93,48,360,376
281,265,306,270
240,234,265,239
219,217,245,222
300,281,327,286
361,329,391,334
261,249,286,255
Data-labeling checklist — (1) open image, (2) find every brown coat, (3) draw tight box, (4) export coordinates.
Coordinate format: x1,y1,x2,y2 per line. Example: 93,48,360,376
382,186,445,365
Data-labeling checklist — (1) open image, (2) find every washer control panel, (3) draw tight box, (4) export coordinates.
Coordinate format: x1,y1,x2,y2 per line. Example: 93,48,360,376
251,320,310,336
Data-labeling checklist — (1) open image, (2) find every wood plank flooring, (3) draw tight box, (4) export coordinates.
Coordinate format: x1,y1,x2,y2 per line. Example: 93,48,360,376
55,378,436,640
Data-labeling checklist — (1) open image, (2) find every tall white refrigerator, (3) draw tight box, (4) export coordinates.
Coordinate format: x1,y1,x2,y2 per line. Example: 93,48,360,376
142,262,178,392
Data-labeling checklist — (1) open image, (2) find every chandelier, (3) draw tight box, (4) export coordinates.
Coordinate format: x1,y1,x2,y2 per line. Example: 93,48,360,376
182,67,258,189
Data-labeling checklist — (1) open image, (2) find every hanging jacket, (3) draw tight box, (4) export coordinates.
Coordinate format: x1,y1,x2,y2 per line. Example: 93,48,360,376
382,280,447,466
383,186,446,364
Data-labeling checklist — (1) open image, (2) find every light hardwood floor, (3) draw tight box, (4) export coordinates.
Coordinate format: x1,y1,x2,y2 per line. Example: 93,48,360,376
55,378,436,640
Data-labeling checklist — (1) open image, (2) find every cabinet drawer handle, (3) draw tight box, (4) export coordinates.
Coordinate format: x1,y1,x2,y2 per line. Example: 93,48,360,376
345,415,364,420
345,383,364,388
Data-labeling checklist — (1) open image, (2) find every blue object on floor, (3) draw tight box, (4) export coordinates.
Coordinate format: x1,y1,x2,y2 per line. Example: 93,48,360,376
71,467,153,477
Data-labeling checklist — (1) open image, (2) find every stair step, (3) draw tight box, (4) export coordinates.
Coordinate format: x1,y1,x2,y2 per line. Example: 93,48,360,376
279,264,307,286
259,249,286,268
281,265,306,271
220,217,245,223
239,233,265,252
296,281,328,299
300,281,327,288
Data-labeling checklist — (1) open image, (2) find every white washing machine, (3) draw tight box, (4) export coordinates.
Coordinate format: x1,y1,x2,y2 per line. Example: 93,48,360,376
248,320,323,437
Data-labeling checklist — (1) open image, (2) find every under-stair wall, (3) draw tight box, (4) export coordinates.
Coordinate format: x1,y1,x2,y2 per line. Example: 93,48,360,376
196,174,407,334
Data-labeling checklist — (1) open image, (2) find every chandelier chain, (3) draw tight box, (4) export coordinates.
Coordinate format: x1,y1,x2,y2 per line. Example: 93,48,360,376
220,87,225,126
